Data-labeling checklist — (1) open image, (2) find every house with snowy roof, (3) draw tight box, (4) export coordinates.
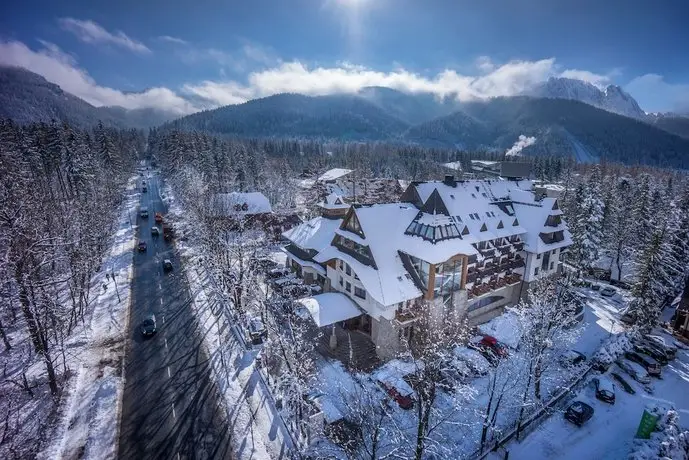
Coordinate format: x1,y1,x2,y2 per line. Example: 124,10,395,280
282,175,572,359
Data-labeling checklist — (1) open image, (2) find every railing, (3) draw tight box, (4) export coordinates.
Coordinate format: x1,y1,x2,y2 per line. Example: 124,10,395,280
395,303,423,324
539,231,565,244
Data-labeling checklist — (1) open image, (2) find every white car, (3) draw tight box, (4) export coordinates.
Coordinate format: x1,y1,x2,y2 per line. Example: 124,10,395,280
617,359,651,384
140,207,149,218
600,286,616,297
453,347,490,376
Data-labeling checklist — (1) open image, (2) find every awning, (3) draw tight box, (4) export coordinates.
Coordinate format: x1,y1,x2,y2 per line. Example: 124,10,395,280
295,293,362,327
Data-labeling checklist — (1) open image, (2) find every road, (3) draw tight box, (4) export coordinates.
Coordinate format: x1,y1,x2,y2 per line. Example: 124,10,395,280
119,169,233,460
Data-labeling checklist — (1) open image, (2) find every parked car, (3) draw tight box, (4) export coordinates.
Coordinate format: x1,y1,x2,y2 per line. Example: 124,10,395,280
625,351,661,377
593,376,616,404
633,341,670,365
560,350,587,367
154,212,163,223
377,380,414,410
644,335,677,359
142,186,147,192
267,267,291,279
273,276,301,289
600,286,616,297
141,314,157,337
137,241,147,252
617,359,651,384
248,318,267,345
591,284,601,291
163,259,173,272
282,284,311,299
478,335,509,358
151,226,160,236
453,347,490,376
611,372,636,394
564,401,594,426
140,207,149,218
251,257,278,271
620,309,637,325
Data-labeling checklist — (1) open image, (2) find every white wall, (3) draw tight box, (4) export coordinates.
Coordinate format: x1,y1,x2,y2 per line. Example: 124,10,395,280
524,248,561,281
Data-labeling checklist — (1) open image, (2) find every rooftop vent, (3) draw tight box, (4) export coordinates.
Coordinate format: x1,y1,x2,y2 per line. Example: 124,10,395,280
443,174,456,186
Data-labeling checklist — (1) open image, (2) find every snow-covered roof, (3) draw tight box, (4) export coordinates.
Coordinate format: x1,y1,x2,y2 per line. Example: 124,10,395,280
443,161,463,171
282,216,341,251
279,247,327,275
317,168,353,182
212,192,272,215
296,293,362,327
318,193,349,210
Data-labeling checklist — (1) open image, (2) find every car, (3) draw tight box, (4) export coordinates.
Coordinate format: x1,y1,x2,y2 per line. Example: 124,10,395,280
151,226,160,236
593,376,616,404
154,212,163,223
163,259,173,271
479,335,509,358
140,208,149,218
377,380,414,410
560,350,587,367
564,401,594,426
453,347,490,376
617,359,651,384
248,318,267,345
633,341,670,365
251,257,278,271
137,241,147,252
600,286,616,297
142,186,147,192
591,284,601,291
141,314,157,337
625,351,661,377
142,180,146,185
611,372,636,394
620,309,637,325
282,284,311,299
267,267,291,279
644,335,677,359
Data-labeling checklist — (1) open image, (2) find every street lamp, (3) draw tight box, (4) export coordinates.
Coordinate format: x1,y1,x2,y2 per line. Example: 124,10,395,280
110,271,121,302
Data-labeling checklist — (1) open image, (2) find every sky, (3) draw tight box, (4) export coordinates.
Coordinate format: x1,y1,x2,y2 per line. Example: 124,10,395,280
1,0,688,115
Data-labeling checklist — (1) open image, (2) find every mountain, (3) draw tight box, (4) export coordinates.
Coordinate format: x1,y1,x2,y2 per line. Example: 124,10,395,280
527,77,646,119
356,86,460,125
168,92,409,140
646,113,689,140
405,96,689,168
0,66,178,128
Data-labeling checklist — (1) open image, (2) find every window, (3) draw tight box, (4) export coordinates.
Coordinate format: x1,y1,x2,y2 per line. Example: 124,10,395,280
345,281,351,292
550,262,554,270
344,212,364,236
339,275,343,286
354,272,359,280
469,214,475,220
535,268,540,276
345,263,351,276
486,211,491,217
468,295,505,312
338,260,343,270
537,253,541,259
354,287,366,299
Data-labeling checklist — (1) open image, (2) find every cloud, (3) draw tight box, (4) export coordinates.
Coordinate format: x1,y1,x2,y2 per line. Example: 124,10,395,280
58,18,151,54
625,74,689,114
0,40,196,114
158,35,188,45
560,69,611,88
505,135,537,157
475,56,495,73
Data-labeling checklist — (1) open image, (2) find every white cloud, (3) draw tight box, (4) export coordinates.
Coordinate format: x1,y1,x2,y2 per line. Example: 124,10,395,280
59,18,151,54
158,35,188,45
625,74,689,114
0,40,196,114
475,56,495,73
560,69,611,88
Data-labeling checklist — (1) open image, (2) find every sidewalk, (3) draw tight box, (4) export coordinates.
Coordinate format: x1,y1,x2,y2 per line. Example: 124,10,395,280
42,178,139,460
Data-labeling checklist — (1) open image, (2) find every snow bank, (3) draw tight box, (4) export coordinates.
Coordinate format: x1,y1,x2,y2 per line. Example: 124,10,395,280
629,407,689,460
479,310,523,349
592,331,636,368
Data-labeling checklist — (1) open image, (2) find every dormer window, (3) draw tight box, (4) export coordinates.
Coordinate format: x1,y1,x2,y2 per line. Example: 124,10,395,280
480,223,487,232
497,220,504,229
513,218,520,226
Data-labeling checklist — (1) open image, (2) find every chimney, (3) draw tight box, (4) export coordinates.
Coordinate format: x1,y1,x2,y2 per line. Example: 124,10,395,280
443,174,455,185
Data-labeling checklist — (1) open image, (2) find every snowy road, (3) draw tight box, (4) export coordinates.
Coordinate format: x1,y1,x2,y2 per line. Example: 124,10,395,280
118,170,233,459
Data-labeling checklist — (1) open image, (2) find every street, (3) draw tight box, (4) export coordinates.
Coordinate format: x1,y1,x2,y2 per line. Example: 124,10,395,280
118,169,233,460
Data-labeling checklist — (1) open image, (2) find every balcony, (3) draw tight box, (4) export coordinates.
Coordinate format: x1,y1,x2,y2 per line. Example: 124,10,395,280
467,254,478,265
395,303,423,324
504,273,522,285
540,231,565,245
545,215,563,228
510,259,525,269
512,242,525,252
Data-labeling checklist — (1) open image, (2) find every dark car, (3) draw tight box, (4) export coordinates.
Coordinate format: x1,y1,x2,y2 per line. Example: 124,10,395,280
600,286,616,297
560,350,587,367
644,335,677,360
251,258,278,271
625,351,661,377
142,186,147,192
611,372,636,394
564,401,594,426
141,314,157,337
593,377,616,404
248,318,267,345
267,267,291,279
633,341,669,365
163,259,173,272
137,241,147,252
151,226,160,236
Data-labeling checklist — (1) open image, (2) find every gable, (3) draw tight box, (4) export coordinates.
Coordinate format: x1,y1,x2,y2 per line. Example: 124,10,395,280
420,189,450,215
341,208,365,238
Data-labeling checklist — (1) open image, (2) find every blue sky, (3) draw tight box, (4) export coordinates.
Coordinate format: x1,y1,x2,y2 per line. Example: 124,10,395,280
1,0,688,114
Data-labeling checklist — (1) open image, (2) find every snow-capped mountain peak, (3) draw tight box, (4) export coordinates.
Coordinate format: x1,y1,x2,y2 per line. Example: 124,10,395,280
527,77,646,119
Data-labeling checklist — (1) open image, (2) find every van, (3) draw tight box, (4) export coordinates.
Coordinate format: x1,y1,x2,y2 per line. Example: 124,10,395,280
625,351,661,377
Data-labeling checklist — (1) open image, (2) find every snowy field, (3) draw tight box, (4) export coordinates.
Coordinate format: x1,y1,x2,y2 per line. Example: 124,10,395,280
41,178,139,460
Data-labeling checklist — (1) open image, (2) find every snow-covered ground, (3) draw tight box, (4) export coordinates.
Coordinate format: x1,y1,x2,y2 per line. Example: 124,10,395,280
163,183,294,460
502,329,689,460
42,178,139,460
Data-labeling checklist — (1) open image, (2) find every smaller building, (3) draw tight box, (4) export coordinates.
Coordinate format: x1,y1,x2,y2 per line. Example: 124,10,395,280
671,277,689,339
212,192,273,216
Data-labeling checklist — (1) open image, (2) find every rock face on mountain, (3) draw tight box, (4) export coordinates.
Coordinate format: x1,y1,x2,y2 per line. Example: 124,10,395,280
528,77,647,119
0,66,177,128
